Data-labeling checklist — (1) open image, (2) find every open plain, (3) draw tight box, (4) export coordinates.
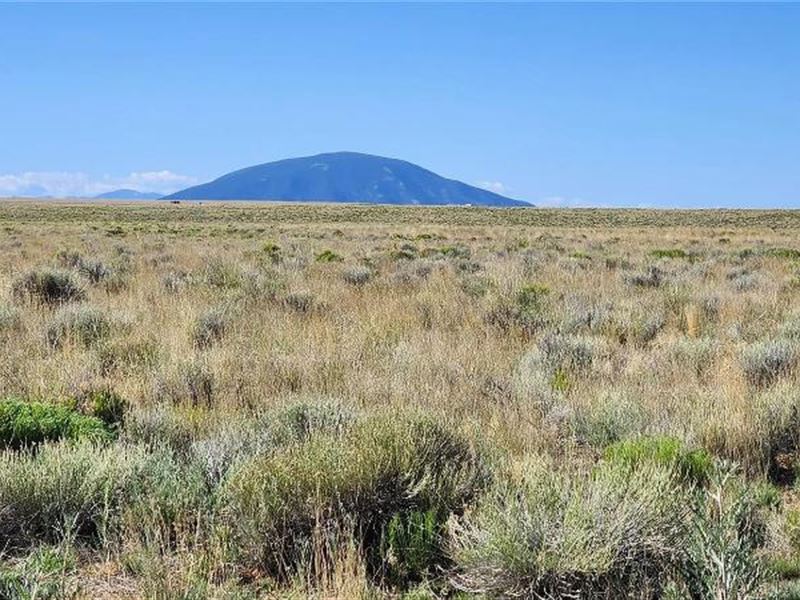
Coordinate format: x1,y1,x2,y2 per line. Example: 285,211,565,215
3,201,800,598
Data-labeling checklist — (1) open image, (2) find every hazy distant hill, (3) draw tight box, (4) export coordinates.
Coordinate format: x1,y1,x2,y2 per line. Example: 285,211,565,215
165,152,529,207
95,189,163,200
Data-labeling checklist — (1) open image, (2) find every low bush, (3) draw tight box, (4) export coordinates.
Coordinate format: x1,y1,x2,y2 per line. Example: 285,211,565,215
667,337,719,377
45,304,111,349
0,399,111,450
516,283,550,316
390,245,417,261
283,291,315,314
162,270,190,294
77,258,111,284
342,266,373,286
96,337,160,375
450,459,691,598
765,247,800,260
568,391,647,447
672,467,768,599
11,268,86,305
624,265,664,288
741,340,798,388
380,509,442,587
217,414,488,580
486,285,551,336
0,441,205,549
192,307,230,349
190,401,357,488
203,259,243,289
435,245,471,260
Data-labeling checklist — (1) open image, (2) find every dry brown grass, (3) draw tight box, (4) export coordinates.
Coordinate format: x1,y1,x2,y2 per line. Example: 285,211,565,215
3,201,800,597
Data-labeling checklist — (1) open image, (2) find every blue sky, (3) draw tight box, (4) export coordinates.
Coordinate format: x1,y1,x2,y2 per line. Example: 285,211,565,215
1,2,798,207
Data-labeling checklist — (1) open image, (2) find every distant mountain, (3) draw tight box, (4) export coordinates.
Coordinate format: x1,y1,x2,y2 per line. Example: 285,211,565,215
95,189,163,200
164,152,529,207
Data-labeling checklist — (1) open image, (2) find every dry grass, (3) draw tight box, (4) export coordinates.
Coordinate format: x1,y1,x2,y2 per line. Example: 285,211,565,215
3,200,800,597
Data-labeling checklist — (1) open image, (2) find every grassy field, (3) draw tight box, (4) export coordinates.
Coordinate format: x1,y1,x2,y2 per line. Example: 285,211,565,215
3,200,800,598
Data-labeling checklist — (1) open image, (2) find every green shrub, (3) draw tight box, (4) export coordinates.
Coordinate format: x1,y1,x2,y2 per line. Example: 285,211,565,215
381,509,442,587
602,436,714,485
0,399,111,450
486,284,551,335
516,284,550,316
783,511,800,563
262,241,281,263
751,479,781,510
315,249,343,263
0,545,78,600
765,247,800,260
649,248,689,259
11,268,86,305
390,246,417,261
83,388,128,429
770,557,800,582
218,414,487,579
45,304,111,349
437,245,471,259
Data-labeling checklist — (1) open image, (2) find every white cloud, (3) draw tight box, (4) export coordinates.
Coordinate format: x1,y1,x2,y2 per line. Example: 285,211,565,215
0,170,197,198
536,195,592,208
476,180,508,194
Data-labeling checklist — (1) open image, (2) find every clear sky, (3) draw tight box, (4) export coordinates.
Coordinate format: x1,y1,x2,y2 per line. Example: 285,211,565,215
1,2,798,207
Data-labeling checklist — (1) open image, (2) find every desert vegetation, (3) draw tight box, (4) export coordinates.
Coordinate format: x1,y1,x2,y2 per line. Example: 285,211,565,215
3,201,800,598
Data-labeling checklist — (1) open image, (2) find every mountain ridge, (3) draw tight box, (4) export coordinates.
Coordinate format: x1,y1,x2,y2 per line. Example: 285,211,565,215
95,189,163,200
165,152,529,207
